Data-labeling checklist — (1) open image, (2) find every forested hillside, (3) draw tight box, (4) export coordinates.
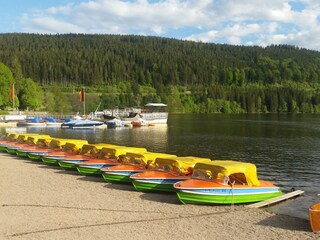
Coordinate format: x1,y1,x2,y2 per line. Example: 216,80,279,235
0,33,319,114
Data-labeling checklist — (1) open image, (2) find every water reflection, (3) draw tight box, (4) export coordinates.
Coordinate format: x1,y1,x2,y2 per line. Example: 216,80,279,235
3,127,27,134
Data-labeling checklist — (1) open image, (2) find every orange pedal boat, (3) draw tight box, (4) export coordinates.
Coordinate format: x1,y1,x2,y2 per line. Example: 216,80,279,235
309,202,320,233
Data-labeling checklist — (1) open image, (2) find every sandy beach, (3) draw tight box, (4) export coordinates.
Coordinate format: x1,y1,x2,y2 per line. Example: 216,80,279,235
0,152,317,240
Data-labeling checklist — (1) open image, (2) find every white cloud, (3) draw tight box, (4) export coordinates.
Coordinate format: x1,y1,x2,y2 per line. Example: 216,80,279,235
20,0,320,50
21,14,84,33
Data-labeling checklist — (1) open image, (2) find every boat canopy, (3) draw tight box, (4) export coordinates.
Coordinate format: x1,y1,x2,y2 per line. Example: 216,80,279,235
62,140,89,153
16,134,39,143
1,132,11,139
124,152,177,166
99,146,147,159
194,161,260,187
79,143,119,156
7,133,19,140
153,156,212,175
46,138,77,149
34,137,54,148
26,135,51,145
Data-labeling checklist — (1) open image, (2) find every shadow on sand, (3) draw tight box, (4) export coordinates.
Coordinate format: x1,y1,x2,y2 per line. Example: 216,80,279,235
75,175,105,183
38,164,61,170
256,214,311,232
53,169,81,176
139,191,180,205
104,182,136,192
20,160,43,165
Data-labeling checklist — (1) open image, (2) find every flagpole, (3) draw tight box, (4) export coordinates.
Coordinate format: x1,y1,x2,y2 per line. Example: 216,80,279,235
83,87,85,117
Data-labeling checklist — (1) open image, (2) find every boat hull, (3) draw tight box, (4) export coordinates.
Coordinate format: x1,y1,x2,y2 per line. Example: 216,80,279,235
77,165,105,176
26,151,63,161
176,190,282,205
42,156,61,165
16,150,29,157
27,152,46,161
0,145,7,151
6,148,17,154
101,165,145,183
77,160,120,176
58,160,87,170
309,202,320,233
42,155,88,166
61,120,104,129
130,171,190,192
102,171,136,183
15,147,48,157
174,179,282,205
131,180,178,192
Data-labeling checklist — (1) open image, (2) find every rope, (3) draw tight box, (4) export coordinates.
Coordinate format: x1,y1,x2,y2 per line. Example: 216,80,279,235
230,180,235,211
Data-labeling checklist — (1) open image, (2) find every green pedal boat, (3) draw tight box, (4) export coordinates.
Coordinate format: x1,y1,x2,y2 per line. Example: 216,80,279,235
174,160,282,205
101,152,176,183
130,156,212,192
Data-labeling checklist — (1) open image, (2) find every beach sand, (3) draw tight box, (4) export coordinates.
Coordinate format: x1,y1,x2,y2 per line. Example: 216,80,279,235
0,152,317,240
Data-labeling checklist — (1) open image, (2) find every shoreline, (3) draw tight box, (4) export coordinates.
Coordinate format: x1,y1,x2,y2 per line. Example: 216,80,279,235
0,152,317,240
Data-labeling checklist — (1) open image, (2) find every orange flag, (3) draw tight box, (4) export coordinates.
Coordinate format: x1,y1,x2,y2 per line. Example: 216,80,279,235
9,83,14,101
79,88,85,102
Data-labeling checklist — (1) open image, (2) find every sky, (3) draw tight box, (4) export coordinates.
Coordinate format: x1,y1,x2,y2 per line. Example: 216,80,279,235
1,0,320,51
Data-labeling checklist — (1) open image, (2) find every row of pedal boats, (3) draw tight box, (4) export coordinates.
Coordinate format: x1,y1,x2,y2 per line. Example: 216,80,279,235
0,132,283,206
2,132,320,233
3,133,319,233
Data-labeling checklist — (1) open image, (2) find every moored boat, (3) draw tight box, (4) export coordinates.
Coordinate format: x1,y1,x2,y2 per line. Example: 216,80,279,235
101,152,176,183
105,118,126,128
40,140,89,164
174,160,282,205
130,156,212,192
16,117,47,127
4,134,51,156
0,133,20,151
309,202,320,233
61,119,104,129
1,133,40,154
76,146,147,176
0,132,11,142
15,137,64,158
131,118,154,127
57,144,119,170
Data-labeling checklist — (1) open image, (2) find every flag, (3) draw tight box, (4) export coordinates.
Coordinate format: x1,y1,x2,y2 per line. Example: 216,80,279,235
9,83,14,101
79,88,85,102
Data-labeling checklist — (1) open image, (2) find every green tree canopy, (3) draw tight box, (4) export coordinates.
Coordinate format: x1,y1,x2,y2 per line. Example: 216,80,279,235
0,62,14,108
18,78,42,110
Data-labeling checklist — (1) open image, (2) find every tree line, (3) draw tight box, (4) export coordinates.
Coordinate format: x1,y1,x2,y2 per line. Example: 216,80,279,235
0,33,319,114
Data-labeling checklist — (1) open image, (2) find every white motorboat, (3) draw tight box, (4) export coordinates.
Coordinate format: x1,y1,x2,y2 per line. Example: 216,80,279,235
61,119,105,129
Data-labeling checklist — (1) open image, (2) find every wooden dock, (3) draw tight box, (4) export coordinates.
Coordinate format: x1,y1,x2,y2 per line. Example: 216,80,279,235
246,190,305,208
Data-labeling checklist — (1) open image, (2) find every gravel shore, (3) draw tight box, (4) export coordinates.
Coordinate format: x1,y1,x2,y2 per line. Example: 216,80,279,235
0,152,317,240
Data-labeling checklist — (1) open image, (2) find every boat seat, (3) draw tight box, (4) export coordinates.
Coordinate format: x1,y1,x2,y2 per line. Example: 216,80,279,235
229,173,247,185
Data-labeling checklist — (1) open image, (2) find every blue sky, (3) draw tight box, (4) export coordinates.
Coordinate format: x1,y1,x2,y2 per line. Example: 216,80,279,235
1,0,320,51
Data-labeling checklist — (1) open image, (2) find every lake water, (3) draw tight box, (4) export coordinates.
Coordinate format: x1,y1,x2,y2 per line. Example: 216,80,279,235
2,114,320,219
